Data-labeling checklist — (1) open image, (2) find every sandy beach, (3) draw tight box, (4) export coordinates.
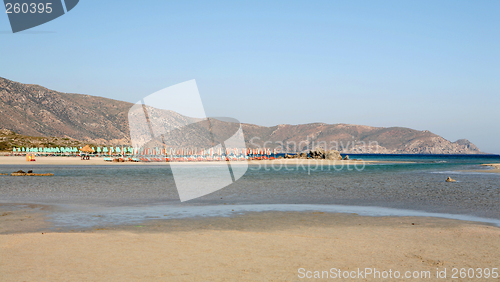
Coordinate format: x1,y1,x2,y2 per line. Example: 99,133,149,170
0,205,499,281
0,155,377,166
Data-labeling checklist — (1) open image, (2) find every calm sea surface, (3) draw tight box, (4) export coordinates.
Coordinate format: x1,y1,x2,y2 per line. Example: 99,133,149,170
1,154,499,228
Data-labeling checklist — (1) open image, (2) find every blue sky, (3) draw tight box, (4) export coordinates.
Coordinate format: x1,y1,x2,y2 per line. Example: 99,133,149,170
1,0,499,153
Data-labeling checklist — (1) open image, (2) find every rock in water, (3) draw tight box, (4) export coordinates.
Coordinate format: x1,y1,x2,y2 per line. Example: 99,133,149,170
445,177,457,182
325,150,342,160
11,170,54,176
343,155,350,160
309,148,326,159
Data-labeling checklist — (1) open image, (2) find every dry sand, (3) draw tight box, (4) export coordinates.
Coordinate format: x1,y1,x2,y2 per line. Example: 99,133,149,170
1,205,499,281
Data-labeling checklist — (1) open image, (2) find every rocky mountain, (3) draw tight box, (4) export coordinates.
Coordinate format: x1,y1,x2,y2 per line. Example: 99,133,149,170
0,77,482,154
0,76,131,145
242,123,481,154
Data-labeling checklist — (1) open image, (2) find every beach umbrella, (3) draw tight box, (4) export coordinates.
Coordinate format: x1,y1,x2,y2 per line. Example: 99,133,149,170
79,145,95,153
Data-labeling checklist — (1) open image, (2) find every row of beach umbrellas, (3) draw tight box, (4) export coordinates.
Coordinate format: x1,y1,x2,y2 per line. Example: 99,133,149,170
13,146,130,153
13,146,279,156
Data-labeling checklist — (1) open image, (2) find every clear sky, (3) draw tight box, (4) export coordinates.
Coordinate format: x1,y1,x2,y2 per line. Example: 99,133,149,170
1,0,499,153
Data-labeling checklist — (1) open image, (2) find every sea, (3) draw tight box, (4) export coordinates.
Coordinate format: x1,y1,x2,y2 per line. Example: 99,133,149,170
1,154,499,228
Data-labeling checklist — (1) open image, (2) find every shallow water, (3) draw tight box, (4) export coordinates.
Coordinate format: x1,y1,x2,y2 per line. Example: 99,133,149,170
49,204,500,229
0,155,499,228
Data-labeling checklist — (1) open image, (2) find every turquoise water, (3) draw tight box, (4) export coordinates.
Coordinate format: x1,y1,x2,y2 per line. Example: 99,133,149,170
0,154,499,228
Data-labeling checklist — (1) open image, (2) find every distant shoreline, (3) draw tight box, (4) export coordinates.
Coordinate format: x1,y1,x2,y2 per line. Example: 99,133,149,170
0,156,386,166
1,152,497,156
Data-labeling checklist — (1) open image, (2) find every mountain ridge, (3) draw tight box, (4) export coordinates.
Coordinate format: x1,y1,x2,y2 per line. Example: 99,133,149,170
0,77,482,154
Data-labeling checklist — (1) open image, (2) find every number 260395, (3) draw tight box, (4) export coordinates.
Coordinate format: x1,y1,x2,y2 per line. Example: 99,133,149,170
5,3,53,14
451,268,498,279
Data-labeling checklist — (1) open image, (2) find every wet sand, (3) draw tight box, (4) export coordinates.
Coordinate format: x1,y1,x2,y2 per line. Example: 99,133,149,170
0,204,53,234
461,164,500,174
480,164,500,173
1,205,499,281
